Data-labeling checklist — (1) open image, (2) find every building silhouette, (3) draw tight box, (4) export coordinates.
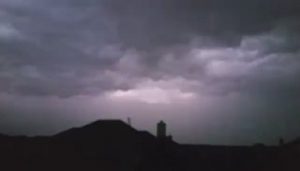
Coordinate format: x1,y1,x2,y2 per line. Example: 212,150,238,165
157,120,166,138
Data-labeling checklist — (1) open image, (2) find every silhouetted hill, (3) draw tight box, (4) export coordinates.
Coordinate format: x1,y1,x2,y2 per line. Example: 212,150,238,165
0,120,179,171
55,120,138,138
52,120,167,170
0,120,299,171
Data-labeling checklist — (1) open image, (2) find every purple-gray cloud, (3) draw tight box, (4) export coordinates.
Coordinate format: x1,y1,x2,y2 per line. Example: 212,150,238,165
0,0,300,145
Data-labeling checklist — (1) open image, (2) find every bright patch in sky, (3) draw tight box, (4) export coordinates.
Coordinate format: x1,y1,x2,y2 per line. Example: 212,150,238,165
107,87,196,104
0,23,19,39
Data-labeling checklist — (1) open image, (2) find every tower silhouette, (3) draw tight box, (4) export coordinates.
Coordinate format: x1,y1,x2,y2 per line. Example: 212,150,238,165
157,121,166,138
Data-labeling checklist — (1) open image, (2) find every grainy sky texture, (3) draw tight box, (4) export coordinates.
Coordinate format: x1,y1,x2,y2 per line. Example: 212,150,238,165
0,0,300,145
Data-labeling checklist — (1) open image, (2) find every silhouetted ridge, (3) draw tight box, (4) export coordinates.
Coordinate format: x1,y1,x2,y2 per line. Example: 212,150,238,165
51,120,167,171
55,119,138,139
1,120,299,171
138,131,157,141
52,119,154,157
84,119,135,129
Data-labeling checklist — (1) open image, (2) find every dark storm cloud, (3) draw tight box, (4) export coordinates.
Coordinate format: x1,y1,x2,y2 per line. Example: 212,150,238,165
0,0,299,97
102,0,300,48
0,0,124,96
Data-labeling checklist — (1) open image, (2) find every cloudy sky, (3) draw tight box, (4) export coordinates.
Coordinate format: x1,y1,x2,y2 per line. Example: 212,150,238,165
0,0,300,145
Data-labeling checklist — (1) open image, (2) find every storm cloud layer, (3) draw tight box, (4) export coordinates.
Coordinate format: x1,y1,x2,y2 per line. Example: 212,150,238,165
0,0,300,145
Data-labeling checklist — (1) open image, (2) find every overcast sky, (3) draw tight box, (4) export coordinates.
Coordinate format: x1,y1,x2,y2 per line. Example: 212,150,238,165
0,0,300,145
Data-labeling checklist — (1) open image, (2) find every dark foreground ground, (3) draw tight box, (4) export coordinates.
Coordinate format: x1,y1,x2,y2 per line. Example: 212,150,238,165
0,120,299,171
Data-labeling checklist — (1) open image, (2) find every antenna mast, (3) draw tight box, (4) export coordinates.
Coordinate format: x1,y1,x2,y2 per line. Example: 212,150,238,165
127,117,131,126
